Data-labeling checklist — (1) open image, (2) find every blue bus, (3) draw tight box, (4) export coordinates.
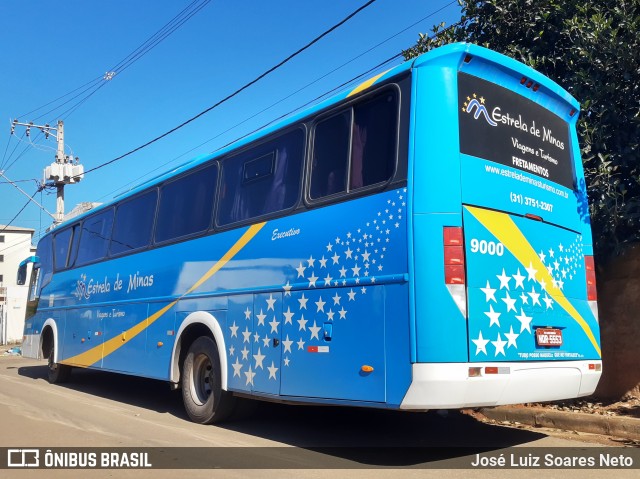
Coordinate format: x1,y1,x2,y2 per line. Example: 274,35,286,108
19,43,601,424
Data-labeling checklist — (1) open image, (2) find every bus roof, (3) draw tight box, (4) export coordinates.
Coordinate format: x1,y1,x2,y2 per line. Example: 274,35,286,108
51,42,579,231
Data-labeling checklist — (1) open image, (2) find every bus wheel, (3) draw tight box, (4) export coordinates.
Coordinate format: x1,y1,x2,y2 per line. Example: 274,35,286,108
181,336,236,424
47,344,71,384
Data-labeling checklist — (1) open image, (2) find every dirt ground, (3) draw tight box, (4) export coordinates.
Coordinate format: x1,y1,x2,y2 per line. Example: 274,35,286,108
525,393,640,419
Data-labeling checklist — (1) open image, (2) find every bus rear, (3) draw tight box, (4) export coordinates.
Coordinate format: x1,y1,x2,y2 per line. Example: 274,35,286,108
403,44,601,409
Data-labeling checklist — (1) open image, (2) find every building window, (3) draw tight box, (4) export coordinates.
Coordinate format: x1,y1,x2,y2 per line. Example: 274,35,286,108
0,255,3,262
0,235,4,243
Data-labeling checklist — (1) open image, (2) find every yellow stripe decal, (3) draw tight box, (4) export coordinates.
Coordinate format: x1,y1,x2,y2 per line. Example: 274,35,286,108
63,222,267,367
465,206,601,358
347,70,389,98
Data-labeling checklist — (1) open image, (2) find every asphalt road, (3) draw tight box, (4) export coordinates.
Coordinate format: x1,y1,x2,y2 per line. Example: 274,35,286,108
0,355,635,479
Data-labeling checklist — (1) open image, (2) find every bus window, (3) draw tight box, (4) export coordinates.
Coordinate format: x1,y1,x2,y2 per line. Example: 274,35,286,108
53,228,73,271
155,165,217,243
350,90,398,189
67,224,81,267
111,190,158,255
218,129,304,226
75,209,115,266
35,234,53,295
310,111,350,199
310,89,398,201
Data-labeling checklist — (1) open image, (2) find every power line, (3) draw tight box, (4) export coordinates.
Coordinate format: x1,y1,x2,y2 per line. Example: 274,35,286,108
102,2,459,200
2,1,213,175
82,0,379,177
57,0,213,123
0,188,39,234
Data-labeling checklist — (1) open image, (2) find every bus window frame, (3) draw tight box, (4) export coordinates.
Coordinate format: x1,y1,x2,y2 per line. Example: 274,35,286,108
214,124,307,232
305,83,402,208
74,207,116,268
109,187,159,257
153,163,219,246
52,227,74,272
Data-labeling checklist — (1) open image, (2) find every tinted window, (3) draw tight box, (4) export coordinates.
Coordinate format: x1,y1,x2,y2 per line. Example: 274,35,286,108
76,209,114,265
310,111,350,199
68,224,81,267
351,91,398,189
111,190,157,255
310,89,398,200
36,235,53,294
53,228,73,270
155,164,217,243
218,129,304,226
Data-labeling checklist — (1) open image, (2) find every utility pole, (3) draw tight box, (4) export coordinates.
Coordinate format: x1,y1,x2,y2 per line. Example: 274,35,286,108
10,119,84,226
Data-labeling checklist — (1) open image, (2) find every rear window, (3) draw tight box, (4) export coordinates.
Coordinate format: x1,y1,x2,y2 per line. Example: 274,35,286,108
458,72,574,189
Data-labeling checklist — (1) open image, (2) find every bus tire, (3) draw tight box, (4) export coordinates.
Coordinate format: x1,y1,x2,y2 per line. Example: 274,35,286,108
181,336,235,424
47,343,71,384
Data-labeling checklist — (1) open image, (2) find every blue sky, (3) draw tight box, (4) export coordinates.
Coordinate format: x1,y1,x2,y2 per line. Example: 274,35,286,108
0,0,460,244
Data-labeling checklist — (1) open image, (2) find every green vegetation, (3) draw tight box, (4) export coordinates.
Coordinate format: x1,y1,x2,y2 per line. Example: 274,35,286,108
404,1,640,261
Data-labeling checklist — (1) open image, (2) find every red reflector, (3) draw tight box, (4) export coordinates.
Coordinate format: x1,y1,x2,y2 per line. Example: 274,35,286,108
444,245,464,265
520,76,527,85
525,213,543,222
585,256,595,271
589,363,595,370
444,227,465,285
444,227,463,246
526,80,534,88
445,264,465,284
485,367,498,374
585,255,597,301
533,84,540,92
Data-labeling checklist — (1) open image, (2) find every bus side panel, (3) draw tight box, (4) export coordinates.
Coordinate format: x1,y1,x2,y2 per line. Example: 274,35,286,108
143,305,177,379
61,308,103,367
413,214,467,363
251,292,283,396
383,282,412,406
101,303,149,373
226,295,256,394
411,52,469,363
280,286,386,402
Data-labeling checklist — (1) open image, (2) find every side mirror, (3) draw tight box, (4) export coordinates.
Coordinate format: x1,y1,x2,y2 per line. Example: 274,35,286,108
17,256,39,286
17,263,27,285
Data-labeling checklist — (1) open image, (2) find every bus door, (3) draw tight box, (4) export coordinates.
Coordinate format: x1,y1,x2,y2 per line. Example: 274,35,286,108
457,69,601,364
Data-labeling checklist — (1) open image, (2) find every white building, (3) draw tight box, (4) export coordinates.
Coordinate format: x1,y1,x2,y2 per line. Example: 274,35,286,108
0,225,36,344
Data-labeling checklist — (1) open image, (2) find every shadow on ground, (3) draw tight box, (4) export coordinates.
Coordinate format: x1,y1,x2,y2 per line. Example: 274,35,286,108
16,363,548,467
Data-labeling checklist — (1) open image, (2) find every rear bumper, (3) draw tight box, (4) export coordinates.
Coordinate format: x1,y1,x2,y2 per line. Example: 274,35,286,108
400,361,601,409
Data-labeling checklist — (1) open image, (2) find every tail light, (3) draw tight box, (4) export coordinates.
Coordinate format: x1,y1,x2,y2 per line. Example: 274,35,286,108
585,255,597,301
444,227,465,285
444,227,467,317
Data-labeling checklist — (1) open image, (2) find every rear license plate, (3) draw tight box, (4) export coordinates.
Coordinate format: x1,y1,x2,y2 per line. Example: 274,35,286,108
535,328,563,347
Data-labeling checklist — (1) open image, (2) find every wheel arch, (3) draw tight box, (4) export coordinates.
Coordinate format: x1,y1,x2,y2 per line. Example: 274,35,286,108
170,311,228,390
40,318,60,362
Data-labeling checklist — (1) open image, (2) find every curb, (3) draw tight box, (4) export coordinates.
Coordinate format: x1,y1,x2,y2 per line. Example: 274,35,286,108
479,406,640,441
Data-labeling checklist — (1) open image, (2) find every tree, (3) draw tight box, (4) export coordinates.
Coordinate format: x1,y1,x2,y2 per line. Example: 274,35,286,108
403,0,640,261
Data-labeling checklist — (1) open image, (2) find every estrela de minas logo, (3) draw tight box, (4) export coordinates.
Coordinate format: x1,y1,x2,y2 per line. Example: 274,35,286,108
462,92,498,126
